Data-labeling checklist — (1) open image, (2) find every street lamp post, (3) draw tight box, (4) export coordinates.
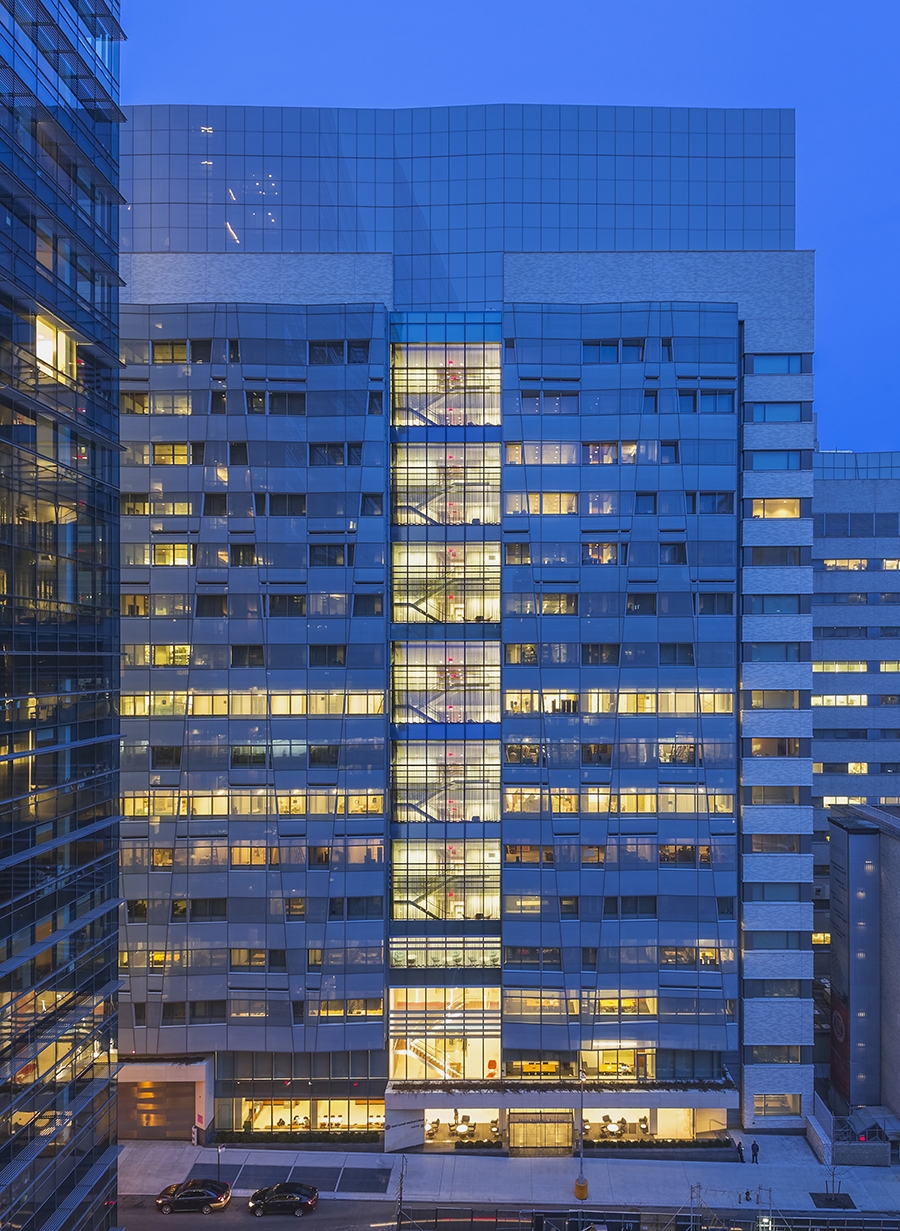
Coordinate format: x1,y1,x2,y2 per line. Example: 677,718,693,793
575,1068,588,1201
217,1142,225,1182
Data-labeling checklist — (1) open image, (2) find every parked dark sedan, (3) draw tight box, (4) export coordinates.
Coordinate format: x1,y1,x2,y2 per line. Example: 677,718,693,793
247,1182,319,1217
156,1180,231,1215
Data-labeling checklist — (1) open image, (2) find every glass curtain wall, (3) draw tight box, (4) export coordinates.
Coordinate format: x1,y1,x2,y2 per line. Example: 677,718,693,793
389,318,503,1080
0,3,124,1228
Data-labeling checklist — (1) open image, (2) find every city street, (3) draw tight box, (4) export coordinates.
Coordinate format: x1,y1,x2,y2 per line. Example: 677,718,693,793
116,1196,392,1231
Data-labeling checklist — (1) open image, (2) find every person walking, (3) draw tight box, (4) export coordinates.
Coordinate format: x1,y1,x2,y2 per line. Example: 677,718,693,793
737,1140,745,1163
751,1140,759,1164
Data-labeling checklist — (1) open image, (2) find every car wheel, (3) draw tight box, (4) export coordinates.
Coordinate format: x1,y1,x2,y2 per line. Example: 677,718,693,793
160,1205,172,1216
293,1209,305,1218
254,1208,265,1218
201,1205,212,1215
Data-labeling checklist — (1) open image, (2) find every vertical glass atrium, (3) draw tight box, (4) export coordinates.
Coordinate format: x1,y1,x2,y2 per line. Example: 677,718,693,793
0,3,123,1228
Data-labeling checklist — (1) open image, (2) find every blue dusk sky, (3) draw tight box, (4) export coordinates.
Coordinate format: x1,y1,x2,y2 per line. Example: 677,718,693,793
120,0,899,452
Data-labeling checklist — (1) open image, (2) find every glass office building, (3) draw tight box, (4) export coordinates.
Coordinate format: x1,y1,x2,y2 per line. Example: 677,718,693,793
117,105,814,1147
0,3,123,1229
809,452,900,1085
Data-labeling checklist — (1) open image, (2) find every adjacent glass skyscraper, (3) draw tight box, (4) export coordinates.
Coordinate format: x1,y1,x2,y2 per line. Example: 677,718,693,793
0,3,122,1228
117,105,814,1149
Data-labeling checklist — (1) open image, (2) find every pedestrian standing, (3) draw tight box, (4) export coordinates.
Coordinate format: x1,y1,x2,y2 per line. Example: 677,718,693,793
751,1140,759,1164
737,1140,745,1162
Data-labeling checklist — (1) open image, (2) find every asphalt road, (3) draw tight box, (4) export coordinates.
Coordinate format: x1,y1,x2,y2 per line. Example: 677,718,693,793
116,1197,394,1231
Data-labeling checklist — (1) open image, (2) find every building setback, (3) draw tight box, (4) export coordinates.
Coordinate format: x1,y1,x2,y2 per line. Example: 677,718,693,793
116,104,815,1148
0,3,123,1229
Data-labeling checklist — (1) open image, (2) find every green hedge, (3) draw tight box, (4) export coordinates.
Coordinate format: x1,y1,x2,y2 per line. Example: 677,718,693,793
454,1139,503,1150
216,1130,381,1144
585,1136,734,1149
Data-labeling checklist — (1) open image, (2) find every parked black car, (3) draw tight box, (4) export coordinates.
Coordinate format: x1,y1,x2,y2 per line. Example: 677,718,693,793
156,1180,231,1215
247,1182,319,1217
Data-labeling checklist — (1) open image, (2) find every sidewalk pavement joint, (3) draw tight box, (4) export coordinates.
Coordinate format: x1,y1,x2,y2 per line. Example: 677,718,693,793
117,1138,900,1213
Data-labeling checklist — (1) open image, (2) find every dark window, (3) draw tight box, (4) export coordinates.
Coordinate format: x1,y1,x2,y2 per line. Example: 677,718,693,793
190,443,205,465
746,450,801,471
624,897,657,918
348,340,370,364
559,896,579,917
190,1000,226,1024
190,339,211,363
660,442,678,464
750,546,802,566
310,442,345,466
634,492,656,514
699,391,734,414
310,545,346,567
196,594,227,617
744,979,802,998
367,391,383,415
161,1002,186,1025
361,493,383,516
348,442,363,465
210,392,227,414
309,645,346,667
748,402,802,423
660,644,694,665
231,645,265,668
231,745,267,767
228,339,241,363
347,895,383,919
582,743,612,766
269,494,307,516
230,544,256,567
505,543,531,564
747,594,800,615
659,543,687,565
697,593,733,615
626,593,656,615
245,391,266,415
150,745,182,770
203,493,226,516
190,898,227,921
583,340,620,363
582,643,619,666
309,340,344,365
582,947,598,969
269,391,306,416
229,442,248,466
353,593,383,617
269,594,307,617
621,339,644,362
814,626,866,639
747,642,801,662
698,492,734,514
126,900,147,922
309,745,339,766
752,354,802,374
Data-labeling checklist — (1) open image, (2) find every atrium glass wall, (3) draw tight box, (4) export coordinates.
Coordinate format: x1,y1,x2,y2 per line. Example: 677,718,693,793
0,4,123,1229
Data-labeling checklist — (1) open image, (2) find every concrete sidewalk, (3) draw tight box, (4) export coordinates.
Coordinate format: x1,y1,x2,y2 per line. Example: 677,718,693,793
118,1137,900,1213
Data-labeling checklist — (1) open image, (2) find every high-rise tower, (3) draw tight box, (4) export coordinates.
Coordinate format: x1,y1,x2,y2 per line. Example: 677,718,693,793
116,104,814,1147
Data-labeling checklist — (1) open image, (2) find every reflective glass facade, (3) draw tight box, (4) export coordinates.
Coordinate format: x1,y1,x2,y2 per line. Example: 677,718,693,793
118,104,815,1145
0,3,122,1228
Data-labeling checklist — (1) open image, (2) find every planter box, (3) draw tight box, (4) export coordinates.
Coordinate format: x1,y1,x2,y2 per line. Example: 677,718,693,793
581,1146,740,1162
